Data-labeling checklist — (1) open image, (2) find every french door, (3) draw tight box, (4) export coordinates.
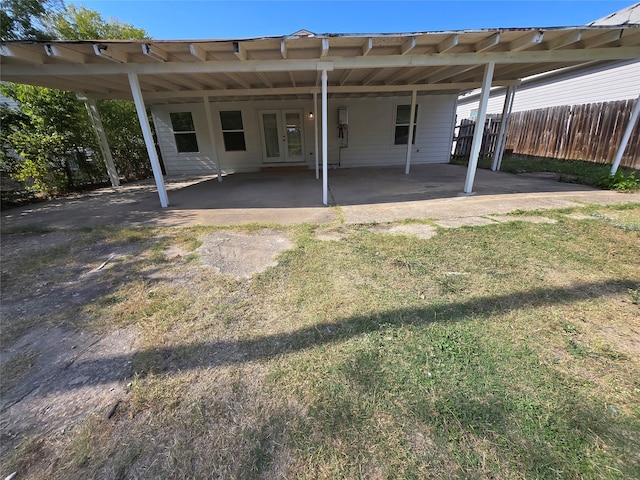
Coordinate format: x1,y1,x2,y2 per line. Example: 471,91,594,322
259,109,305,163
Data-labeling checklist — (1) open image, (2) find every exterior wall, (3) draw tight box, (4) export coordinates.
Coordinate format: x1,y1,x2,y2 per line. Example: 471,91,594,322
152,94,457,176
456,60,640,120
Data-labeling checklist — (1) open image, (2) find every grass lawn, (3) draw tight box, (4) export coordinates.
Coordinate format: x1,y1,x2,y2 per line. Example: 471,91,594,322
1,203,639,479
450,154,640,191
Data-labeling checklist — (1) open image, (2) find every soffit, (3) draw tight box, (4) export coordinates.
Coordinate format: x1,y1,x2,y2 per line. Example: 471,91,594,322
1,27,639,103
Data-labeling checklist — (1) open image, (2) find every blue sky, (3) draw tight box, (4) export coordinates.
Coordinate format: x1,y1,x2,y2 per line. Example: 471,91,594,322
70,1,633,39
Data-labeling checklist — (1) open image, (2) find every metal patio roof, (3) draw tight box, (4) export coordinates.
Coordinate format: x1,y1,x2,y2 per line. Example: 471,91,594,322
2,26,640,104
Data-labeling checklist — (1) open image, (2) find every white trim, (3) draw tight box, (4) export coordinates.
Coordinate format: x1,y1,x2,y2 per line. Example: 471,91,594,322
464,62,495,194
128,72,168,208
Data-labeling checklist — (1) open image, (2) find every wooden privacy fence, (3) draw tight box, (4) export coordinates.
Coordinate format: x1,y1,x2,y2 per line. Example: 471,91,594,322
453,115,502,158
505,99,640,169
454,99,640,169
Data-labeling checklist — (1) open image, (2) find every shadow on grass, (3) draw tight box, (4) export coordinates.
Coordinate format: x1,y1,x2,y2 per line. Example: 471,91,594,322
51,277,636,390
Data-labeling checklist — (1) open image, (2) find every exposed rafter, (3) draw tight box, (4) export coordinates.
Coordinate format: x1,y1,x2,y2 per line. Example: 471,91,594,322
546,31,582,50
437,35,459,53
45,44,85,64
0,44,44,64
321,38,329,57
189,43,208,61
233,41,247,61
475,33,500,52
362,37,373,56
93,44,127,63
509,31,544,52
142,44,168,62
400,37,416,55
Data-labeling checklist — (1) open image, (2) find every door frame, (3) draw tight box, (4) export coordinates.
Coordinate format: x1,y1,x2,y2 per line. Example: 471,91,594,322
258,109,305,164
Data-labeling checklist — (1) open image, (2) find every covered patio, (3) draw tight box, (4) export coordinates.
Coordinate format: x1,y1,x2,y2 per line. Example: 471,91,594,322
2,26,640,209
3,164,638,230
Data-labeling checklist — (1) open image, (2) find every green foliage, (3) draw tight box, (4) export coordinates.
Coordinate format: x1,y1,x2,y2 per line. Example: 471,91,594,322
0,0,59,40
1,83,105,196
0,2,153,203
47,4,149,40
599,170,640,192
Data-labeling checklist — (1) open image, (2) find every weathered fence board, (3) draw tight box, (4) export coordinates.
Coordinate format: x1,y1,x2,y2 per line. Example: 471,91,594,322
454,99,639,169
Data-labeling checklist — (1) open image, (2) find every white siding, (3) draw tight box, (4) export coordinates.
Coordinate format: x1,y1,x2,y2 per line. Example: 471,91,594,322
456,60,640,120
153,94,457,175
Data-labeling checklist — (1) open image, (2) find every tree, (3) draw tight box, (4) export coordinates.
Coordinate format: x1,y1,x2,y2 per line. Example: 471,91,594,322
1,2,153,202
0,0,60,40
47,4,148,40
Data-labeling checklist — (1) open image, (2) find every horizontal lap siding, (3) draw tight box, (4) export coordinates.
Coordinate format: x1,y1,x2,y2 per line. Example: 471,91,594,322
153,94,457,175
456,61,640,120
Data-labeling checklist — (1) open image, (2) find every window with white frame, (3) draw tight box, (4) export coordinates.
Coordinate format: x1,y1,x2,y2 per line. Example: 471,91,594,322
394,104,418,145
219,110,246,151
169,112,199,153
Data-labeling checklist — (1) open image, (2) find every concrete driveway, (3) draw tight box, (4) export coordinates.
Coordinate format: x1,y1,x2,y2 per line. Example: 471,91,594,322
2,164,638,229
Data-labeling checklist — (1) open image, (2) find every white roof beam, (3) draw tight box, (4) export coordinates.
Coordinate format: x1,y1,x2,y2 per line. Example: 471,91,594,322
384,68,412,85
339,69,353,86
475,33,500,52
546,31,582,50
437,34,459,53
142,82,512,100
361,68,383,85
362,37,373,56
400,37,417,55
583,29,623,48
199,75,227,90
321,38,329,57
142,44,168,62
255,72,273,88
288,71,297,87
4,47,639,78
93,44,127,63
0,44,44,64
189,43,208,61
45,44,85,64
224,72,252,89
509,31,543,52
233,41,247,61
280,40,287,59
427,64,479,83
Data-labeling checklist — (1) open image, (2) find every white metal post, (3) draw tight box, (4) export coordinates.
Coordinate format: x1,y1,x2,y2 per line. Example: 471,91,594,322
128,72,169,208
405,89,417,175
491,84,517,171
322,69,329,205
203,96,223,182
610,94,640,176
464,62,495,194
82,97,120,187
314,91,319,180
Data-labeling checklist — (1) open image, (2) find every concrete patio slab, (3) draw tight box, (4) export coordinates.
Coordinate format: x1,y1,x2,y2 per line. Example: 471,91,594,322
2,164,638,230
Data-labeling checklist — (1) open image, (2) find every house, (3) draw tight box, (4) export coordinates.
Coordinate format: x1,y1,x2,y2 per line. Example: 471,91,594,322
2,26,639,207
456,4,640,120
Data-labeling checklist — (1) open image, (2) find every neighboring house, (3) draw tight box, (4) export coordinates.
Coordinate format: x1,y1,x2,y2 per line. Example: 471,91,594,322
455,3,640,120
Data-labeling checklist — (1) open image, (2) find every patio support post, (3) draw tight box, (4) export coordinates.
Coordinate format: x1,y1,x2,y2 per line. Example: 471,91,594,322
464,62,495,194
322,68,329,205
82,97,120,187
203,96,223,182
314,91,319,180
491,83,517,171
610,93,640,176
128,72,169,208
405,89,417,175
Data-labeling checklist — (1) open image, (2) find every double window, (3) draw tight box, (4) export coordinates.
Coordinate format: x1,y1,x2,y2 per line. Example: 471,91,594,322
220,110,246,151
394,104,418,145
169,112,199,153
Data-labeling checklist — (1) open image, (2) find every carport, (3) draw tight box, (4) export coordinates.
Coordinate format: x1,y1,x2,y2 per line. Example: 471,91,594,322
2,26,640,208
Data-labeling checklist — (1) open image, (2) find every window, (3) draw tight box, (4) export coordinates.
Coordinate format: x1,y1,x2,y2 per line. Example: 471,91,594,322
470,108,478,120
220,110,246,151
394,104,418,145
169,112,199,153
